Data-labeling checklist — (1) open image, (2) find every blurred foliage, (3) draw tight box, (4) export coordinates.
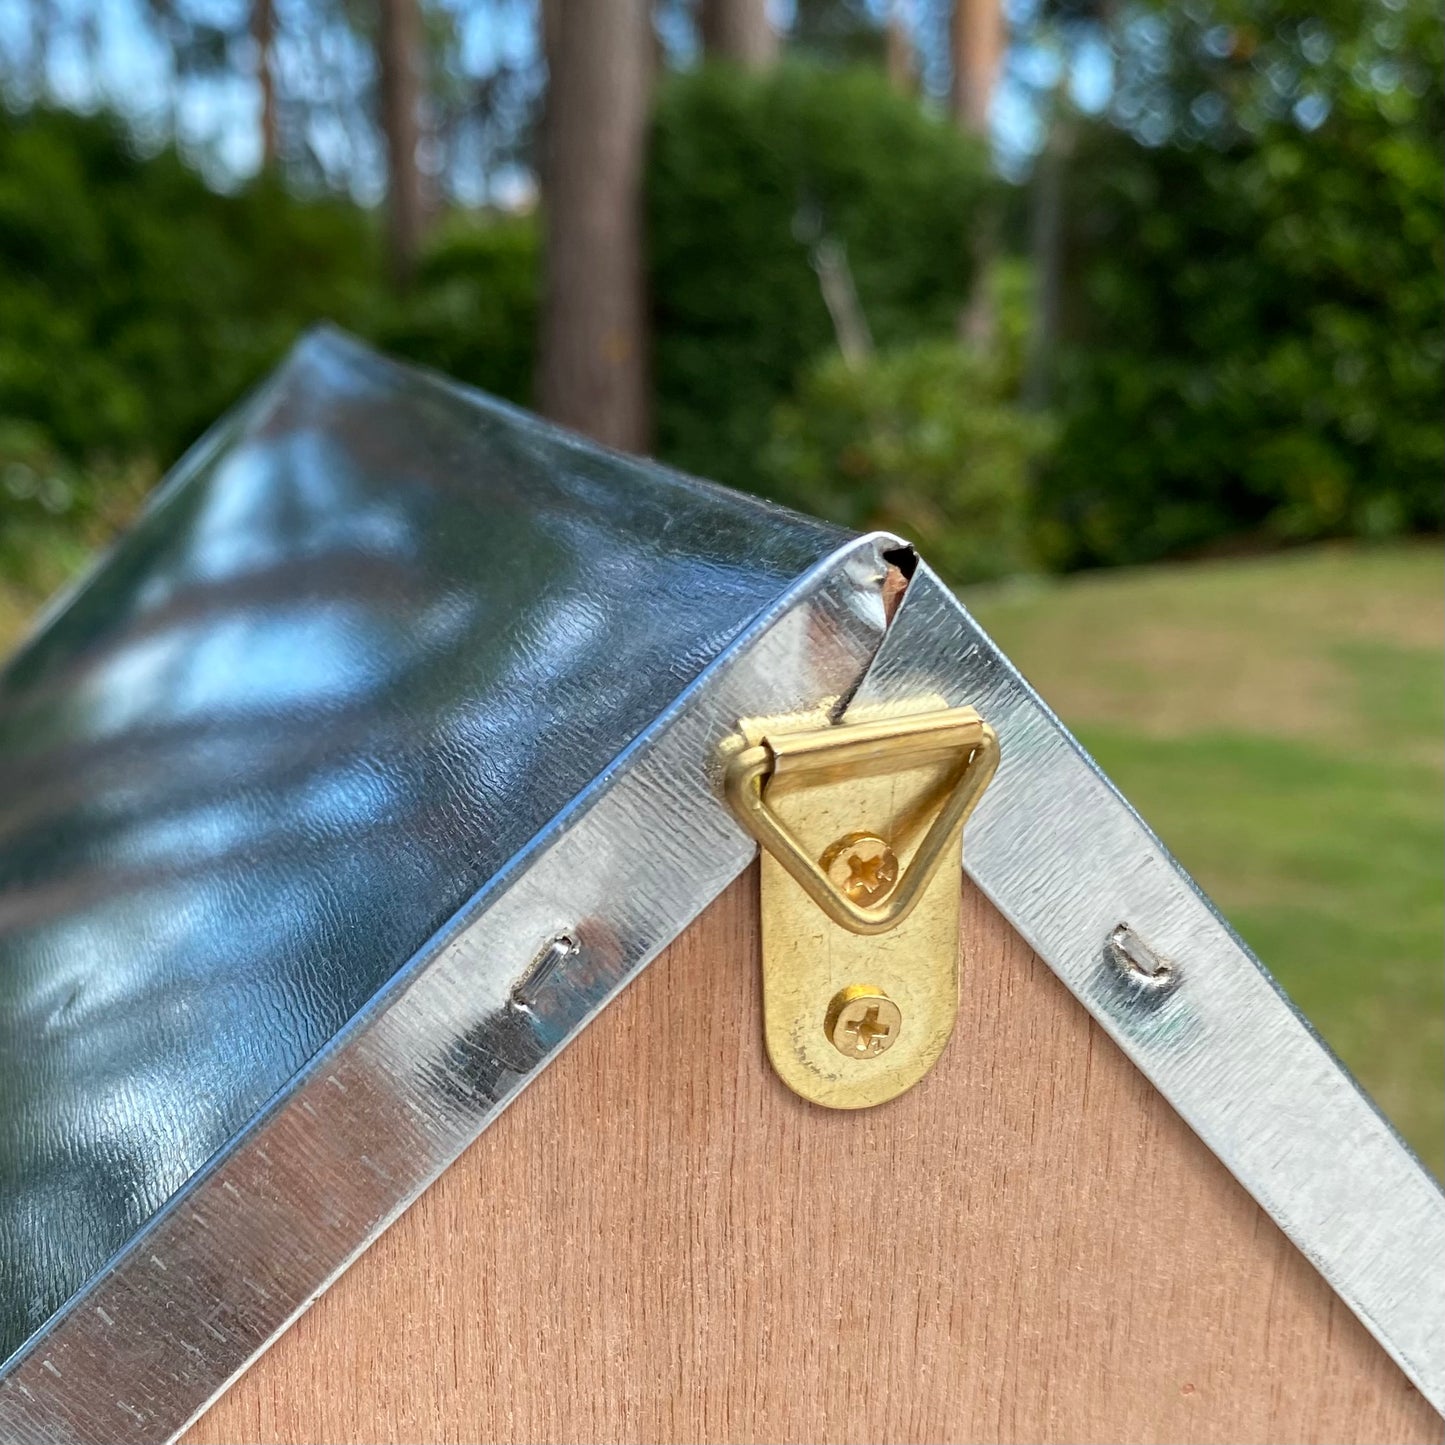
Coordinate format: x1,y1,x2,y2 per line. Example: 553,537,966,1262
0,107,378,470
1038,0,1445,568
788,0,891,67
0,421,154,591
3,16,1442,585
647,63,992,493
376,213,538,405
0,106,541,574
765,267,1046,582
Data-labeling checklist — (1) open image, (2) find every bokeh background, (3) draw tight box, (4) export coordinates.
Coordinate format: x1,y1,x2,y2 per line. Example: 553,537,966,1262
0,0,1440,1168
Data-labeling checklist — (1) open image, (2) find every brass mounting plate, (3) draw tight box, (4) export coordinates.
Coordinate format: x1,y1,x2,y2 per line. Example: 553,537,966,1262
725,702,998,1109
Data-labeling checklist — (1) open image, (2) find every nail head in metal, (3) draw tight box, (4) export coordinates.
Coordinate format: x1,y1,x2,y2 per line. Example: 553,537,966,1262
510,933,579,1009
1106,923,1176,990
825,985,902,1059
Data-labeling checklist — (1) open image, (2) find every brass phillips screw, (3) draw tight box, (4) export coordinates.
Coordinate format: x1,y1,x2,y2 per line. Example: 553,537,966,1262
825,985,902,1060
820,832,900,907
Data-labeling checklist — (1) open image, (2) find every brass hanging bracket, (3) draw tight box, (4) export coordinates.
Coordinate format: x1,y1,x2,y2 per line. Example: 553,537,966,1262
724,703,998,1109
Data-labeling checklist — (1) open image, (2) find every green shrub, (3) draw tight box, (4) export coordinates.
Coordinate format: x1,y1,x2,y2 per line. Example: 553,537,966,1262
376,213,538,407
0,108,380,476
0,420,154,589
0,109,541,579
765,341,1046,583
0,108,393,578
3,75,993,576
1036,3,1444,568
648,63,992,492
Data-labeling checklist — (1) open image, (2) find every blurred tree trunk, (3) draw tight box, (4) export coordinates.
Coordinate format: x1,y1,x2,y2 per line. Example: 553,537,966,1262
252,0,279,169
377,0,426,289
536,0,652,452
950,0,1004,133
698,0,777,69
952,0,1005,348
885,0,915,94
1023,111,1074,408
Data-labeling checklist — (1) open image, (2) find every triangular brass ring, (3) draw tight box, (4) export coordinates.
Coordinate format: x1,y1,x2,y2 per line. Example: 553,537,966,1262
723,706,999,936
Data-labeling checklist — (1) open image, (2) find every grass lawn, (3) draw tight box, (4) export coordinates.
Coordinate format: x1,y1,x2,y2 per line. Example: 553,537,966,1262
2,540,1440,1173
964,542,1444,1177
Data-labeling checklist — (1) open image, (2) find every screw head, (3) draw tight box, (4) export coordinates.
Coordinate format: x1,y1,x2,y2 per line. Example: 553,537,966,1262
825,985,902,1060
820,832,900,907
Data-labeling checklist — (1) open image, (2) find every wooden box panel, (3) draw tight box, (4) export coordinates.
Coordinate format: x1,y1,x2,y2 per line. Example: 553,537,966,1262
189,873,1437,1444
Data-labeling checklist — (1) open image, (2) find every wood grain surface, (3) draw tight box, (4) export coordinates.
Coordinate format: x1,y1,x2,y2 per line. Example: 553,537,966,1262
188,872,1440,1444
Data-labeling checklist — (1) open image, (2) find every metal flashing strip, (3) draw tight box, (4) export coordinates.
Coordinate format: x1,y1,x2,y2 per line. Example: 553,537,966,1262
849,563,1445,1413
0,535,896,1444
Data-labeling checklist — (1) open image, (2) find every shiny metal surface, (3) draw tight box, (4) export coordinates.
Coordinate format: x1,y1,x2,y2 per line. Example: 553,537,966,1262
849,563,1445,1412
0,327,866,1406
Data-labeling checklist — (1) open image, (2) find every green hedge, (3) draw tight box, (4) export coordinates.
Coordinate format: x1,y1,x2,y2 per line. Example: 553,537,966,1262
5,39,1440,587
0,108,380,469
375,214,538,407
1037,10,1445,568
647,63,992,492
0,108,392,578
766,339,1045,582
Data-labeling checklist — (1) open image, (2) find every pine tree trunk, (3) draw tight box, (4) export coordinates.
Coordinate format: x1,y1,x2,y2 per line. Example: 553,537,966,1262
949,0,1004,134
698,0,777,69
885,0,915,94
536,0,652,453
378,0,426,289
253,0,278,169
951,0,1005,348
1023,111,1074,409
